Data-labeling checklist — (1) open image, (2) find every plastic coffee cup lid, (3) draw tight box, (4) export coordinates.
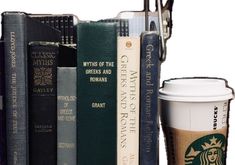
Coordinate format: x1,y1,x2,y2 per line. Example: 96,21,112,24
159,77,234,102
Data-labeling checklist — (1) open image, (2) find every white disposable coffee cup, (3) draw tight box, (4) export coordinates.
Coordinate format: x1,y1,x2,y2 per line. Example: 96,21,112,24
159,77,234,165
159,77,234,131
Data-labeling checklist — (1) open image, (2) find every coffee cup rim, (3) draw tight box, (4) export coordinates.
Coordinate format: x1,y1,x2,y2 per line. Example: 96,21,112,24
159,77,234,102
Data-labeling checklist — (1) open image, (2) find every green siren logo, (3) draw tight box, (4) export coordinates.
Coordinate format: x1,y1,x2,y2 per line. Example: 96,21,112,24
185,134,226,165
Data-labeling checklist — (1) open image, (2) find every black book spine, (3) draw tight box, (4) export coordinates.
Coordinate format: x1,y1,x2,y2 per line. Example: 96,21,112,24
28,42,58,165
124,19,129,37
68,16,74,44
49,16,55,28
64,16,69,44
120,20,125,36
45,16,50,26
0,41,6,165
55,16,60,30
2,12,28,165
40,17,45,24
139,32,160,165
59,17,65,44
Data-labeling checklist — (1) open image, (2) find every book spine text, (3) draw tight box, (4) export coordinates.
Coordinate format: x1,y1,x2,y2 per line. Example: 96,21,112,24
117,37,140,165
77,22,117,165
2,12,28,165
139,32,160,165
28,42,58,165
57,67,77,165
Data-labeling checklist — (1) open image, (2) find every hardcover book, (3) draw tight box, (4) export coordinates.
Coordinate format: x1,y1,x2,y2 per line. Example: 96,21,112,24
1,11,60,165
0,40,6,165
28,42,59,165
57,67,77,165
69,16,75,44
117,37,140,165
98,19,129,36
77,22,117,165
30,14,78,45
57,45,77,165
139,32,160,165
59,17,65,44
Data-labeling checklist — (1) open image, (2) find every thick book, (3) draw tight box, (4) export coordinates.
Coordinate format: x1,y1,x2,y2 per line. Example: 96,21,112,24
77,22,117,165
1,11,60,165
28,42,59,165
139,32,160,165
0,41,6,165
117,37,140,165
57,45,77,165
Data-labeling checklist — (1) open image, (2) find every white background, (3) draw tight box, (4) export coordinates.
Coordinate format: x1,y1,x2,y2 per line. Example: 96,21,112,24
1,0,235,164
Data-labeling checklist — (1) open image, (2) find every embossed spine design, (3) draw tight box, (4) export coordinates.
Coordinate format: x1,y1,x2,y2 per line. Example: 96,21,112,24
28,43,58,165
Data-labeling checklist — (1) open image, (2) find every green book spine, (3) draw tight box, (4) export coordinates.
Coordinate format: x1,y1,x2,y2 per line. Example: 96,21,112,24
77,22,117,165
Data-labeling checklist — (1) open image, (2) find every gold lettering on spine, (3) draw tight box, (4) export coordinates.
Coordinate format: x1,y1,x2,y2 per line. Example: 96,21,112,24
58,95,76,122
91,102,106,109
58,142,75,149
32,50,55,94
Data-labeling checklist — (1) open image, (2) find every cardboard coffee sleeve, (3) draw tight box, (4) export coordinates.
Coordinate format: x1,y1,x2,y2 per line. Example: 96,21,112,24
162,126,227,165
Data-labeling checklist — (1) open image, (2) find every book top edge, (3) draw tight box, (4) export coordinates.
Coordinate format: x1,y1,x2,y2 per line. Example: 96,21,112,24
30,14,79,21
141,31,159,36
2,11,27,16
28,41,59,47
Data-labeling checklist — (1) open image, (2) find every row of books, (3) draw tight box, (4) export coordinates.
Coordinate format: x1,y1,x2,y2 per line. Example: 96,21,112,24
0,11,163,165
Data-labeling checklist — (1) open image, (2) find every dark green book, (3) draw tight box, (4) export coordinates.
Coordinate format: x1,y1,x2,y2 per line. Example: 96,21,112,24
77,22,117,165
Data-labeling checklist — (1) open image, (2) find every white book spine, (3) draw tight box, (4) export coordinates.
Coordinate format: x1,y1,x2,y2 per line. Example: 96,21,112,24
117,36,140,165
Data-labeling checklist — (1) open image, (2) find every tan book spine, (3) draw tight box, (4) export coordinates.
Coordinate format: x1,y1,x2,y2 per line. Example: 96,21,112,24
117,36,140,165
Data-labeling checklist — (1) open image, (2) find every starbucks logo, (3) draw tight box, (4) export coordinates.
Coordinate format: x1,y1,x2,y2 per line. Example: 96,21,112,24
185,134,226,165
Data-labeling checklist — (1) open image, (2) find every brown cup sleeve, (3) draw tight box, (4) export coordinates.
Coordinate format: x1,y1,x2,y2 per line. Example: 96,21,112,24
162,126,228,165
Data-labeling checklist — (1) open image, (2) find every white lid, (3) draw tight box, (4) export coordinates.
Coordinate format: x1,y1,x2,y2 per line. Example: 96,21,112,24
159,77,234,102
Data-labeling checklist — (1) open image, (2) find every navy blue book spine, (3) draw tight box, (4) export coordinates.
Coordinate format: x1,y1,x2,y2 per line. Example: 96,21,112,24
139,32,160,165
2,12,28,165
0,41,6,165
